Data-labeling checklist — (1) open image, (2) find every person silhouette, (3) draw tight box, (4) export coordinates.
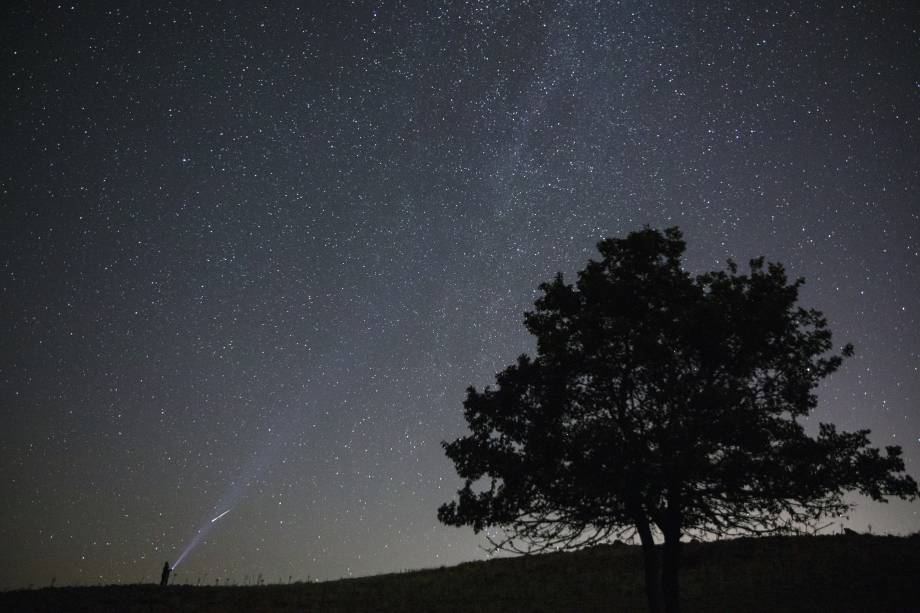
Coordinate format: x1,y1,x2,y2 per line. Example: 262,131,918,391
160,562,171,586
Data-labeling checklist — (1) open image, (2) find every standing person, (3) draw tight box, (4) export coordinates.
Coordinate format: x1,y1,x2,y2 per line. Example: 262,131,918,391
160,562,171,586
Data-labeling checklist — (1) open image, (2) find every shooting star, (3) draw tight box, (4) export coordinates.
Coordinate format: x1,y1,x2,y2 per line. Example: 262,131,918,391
210,509,230,523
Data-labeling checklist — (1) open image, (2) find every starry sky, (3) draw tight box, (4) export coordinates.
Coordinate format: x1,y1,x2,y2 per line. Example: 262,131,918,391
1,0,918,590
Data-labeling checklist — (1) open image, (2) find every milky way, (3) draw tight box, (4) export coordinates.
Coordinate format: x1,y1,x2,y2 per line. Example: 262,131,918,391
1,2,918,589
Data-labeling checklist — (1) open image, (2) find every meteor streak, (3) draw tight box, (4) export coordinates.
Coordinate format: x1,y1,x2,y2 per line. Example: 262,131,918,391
172,427,288,570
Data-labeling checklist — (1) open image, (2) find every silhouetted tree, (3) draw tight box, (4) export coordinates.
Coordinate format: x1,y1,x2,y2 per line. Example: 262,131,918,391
439,228,918,613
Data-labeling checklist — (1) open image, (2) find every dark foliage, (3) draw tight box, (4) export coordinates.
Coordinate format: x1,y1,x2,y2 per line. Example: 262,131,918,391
439,227,918,613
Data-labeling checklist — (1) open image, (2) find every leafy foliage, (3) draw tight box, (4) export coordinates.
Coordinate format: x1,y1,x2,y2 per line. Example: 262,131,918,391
439,227,918,612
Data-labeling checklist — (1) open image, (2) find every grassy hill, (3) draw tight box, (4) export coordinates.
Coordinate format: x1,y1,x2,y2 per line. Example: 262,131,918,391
3,533,919,612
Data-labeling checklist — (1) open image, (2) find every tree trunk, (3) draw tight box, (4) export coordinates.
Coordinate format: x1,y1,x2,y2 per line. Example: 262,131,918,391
636,517,662,613
661,529,681,613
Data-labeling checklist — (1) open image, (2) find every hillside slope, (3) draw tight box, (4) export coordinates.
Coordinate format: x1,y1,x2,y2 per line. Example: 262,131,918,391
3,533,919,612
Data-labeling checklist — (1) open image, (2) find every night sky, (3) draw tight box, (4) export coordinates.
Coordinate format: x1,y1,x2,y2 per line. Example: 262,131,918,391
2,1,918,590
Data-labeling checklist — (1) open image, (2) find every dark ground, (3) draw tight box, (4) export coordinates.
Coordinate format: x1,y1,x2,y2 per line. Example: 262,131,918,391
3,533,919,612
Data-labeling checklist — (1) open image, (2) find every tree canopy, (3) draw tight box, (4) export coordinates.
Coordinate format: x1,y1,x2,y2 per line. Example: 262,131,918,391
439,227,918,613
